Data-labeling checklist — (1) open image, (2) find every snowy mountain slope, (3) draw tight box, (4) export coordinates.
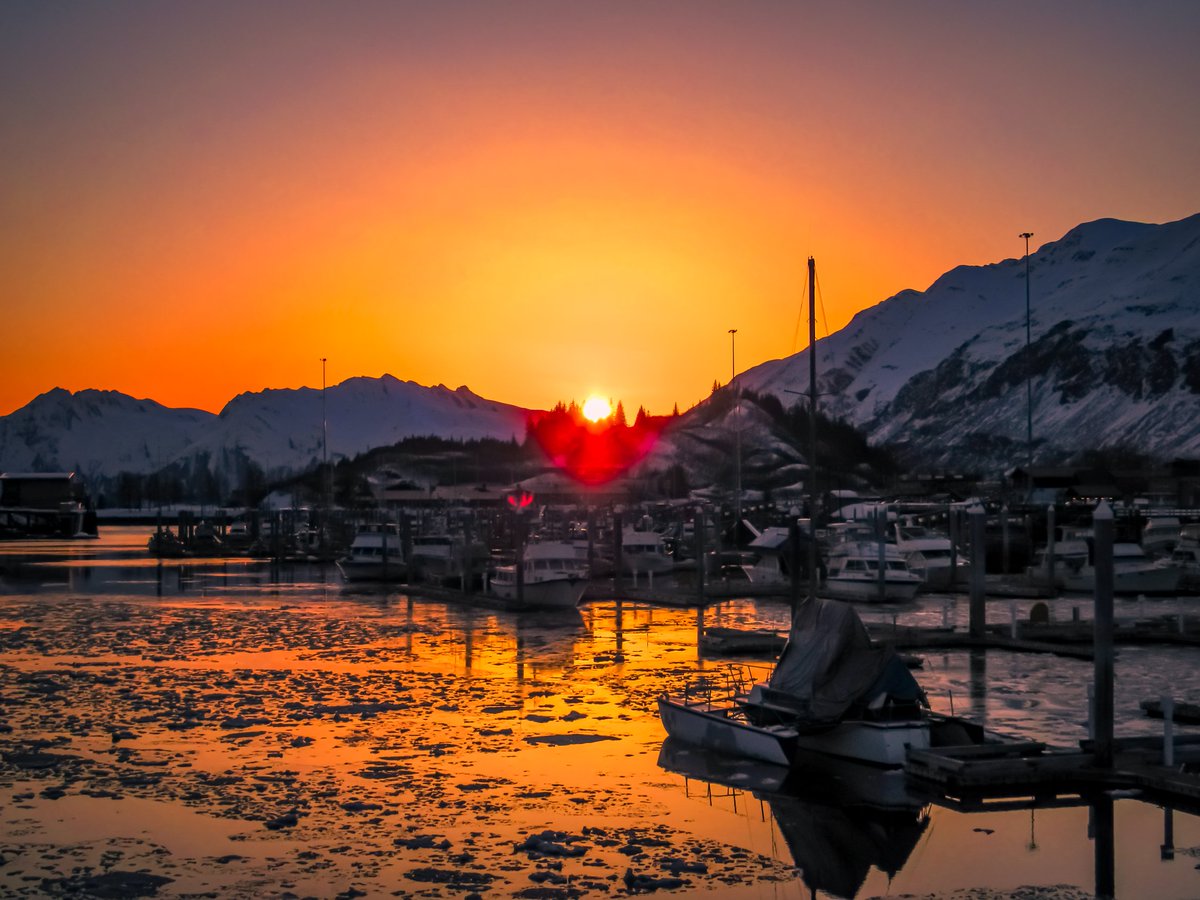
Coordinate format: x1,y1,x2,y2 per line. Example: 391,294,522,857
189,375,530,477
0,389,214,485
0,378,532,490
739,214,1200,469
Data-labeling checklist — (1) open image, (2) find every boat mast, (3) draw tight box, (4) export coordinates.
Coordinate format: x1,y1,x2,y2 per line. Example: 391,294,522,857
807,256,818,604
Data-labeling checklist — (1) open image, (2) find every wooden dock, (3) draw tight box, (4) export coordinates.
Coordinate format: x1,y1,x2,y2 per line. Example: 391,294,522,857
907,734,1200,814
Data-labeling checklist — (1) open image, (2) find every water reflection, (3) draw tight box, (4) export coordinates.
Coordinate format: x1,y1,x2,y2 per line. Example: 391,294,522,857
4,528,1200,898
658,739,929,898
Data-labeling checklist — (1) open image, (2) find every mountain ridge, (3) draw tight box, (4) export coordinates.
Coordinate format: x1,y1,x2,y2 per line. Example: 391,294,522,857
2,213,1198,495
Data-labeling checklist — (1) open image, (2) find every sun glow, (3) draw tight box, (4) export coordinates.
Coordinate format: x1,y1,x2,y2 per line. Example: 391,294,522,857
582,396,612,422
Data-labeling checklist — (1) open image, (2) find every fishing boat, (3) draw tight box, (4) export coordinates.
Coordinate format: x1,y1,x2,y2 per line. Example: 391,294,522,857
892,519,967,591
620,528,674,576
488,540,588,609
659,597,934,768
1170,543,1200,594
410,532,490,586
1058,542,1183,595
336,524,406,582
822,539,923,603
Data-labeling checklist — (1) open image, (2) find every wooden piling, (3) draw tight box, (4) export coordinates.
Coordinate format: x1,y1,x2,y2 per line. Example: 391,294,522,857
1093,500,1115,768
969,504,987,639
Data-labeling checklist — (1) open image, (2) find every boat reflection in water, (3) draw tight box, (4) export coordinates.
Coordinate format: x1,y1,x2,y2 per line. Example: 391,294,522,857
657,738,930,899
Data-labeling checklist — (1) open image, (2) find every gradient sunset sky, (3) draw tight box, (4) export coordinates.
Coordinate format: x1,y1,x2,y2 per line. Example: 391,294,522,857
3,1,1198,418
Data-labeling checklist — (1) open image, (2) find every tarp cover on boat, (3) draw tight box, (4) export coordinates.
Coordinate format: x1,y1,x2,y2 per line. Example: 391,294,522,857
767,597,914,722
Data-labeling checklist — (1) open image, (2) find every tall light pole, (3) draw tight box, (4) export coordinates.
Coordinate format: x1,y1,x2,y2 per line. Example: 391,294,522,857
729,328,741,532
321,357,329,507
1019,232,1034,472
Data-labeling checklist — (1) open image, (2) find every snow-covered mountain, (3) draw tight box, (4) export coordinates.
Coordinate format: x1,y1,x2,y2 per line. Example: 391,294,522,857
0,377,531,494
0,389,213,488
4,214,1198,495
739,214,1200,471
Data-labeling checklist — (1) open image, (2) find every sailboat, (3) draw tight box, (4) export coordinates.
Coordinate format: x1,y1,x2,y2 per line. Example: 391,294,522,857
659,259,977,768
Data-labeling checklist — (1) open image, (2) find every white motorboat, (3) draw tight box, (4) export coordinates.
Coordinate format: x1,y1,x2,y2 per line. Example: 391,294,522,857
822,540,923,603
337,524,406,582
410,533,490,585
488,540,588,609
1058,542,1183,595
1170,543,1200,594
892,521,967,591
658,598,934,768
740,526,792,584
620,528,674,576
1142,516,1182,557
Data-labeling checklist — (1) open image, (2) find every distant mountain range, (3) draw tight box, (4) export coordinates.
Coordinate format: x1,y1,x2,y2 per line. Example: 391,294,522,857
0,377,530,497
740,213,1200,471
2,214,1198,497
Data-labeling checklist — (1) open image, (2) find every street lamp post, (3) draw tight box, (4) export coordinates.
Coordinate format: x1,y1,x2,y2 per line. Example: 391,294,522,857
1019,232,1034,471
729,328,741,532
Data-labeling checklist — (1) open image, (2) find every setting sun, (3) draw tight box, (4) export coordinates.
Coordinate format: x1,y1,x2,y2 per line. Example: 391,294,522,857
582,396,612,422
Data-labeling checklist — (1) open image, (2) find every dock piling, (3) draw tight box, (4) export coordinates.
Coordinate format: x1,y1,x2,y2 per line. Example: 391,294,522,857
1163,695,1175,767
1092,500,1115,769
969,504,986,639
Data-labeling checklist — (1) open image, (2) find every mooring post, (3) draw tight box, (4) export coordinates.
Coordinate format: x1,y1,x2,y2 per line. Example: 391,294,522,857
1010,600,1018,639
1046,504,1057,596
1093,500,1115,769
948,503,959,588
1163,695,1175,767
516,515,526,606
1162,807,1176,861
969,504,987,639
613,512,623,592
1001,504,1010,574
381,520,389,581
586,506,596,578
1092,794,1116,900
789,518,803,612
876,504,887,603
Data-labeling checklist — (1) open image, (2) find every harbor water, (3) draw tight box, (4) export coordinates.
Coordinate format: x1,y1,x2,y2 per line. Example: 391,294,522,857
2,527,1199,898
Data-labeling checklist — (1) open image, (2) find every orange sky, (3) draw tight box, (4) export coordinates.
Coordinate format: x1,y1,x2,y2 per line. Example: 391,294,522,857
2,2,1198,417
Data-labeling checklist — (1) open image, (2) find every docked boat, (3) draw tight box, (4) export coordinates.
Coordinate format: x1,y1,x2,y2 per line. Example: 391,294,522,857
620,528,674,576
1168,543,1200,594
659,597,935,768
410,532,490,586
488,540,588,609
336,524,406,582
1142,516,1182,557
739,526,793,584
892,520,967,591
822,539,923,603
1058,542,1183,595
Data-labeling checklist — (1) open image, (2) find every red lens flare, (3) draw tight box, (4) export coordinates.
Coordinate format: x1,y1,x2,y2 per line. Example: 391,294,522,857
526,407,664,485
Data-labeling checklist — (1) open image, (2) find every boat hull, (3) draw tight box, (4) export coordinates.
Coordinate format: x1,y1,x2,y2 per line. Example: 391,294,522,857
1060,564,1183,595
658,695,796,766
821,576,922,603
658,694,929,768
337,559,408,582
489,576,587,609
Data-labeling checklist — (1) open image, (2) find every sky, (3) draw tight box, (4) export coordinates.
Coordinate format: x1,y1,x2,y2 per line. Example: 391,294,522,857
2,1,1198,418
